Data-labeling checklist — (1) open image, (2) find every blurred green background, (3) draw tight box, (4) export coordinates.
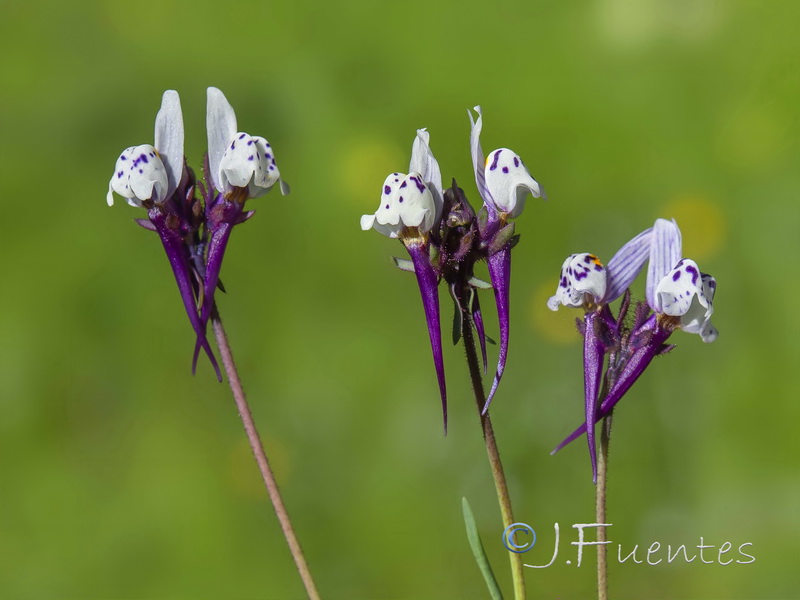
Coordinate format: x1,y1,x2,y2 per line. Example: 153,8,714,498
1,0,797,598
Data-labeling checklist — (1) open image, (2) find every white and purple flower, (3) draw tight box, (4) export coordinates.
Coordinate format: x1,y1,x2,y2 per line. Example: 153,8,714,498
547,228,653,482
107,90,221,380
361,129,448,428
549,218,718,482
468,106,546,413
361,110,548,431
107,90,184,207
361,129,442,239
107,88,290,382
206,87,289,200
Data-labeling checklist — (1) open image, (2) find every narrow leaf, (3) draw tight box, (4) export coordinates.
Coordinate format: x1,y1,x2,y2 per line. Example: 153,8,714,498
469,276,493,289
462,497,504,600
392,256,415,272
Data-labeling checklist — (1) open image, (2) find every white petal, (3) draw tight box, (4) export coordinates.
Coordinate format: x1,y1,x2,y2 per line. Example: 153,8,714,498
678,272,718,342
219,132,282,198
547,253,608,310
153,90,184,198
361,172,436,238
484,148,544,218
206,87,238,193
647,218,682,310
409,128,443,224
360,214,376,231
108,145,168,207
655,259,717,341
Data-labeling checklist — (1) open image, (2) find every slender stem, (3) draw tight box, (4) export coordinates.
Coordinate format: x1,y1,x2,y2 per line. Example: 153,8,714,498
462,312,526,600
595,411,613,600
211,308,321,600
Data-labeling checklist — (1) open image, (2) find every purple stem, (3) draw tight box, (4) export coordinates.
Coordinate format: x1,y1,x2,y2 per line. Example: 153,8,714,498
406,242,447,433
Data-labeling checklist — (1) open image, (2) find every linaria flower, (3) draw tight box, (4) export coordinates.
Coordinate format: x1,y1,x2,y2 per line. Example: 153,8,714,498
469,106,545,412
361,129,448,426
107,90,221,380
361,110,546,430
192,87,289,369
107,88,289,380
548,218,718,482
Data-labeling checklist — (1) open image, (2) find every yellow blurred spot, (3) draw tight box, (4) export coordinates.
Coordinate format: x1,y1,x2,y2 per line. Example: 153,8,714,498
339,137,406,209
229,435,290,499
660,195,726,262
529,281,581,346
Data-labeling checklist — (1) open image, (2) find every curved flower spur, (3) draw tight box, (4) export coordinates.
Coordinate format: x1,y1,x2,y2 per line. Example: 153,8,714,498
361,110,545,430
107,90,222,380
548,218,718,482
361,128,448,427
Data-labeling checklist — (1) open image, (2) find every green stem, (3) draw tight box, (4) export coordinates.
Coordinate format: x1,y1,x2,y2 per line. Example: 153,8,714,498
211,308,321,600
595,411,613,600
461,313,525,600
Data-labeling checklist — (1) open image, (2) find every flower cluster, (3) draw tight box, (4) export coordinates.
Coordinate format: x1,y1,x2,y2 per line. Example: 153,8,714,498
361,107,545,430
548,218,718,481
107,89,289,378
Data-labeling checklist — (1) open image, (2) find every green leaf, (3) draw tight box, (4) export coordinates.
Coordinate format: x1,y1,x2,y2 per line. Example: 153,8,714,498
468,276,493,290
462,497,504,600
489,222,516,255
391,256,415,272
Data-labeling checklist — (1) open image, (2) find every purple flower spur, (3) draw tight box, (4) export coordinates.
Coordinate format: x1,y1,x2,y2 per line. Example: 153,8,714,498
107,88,289,380
360,108,545,431
547,218,718,482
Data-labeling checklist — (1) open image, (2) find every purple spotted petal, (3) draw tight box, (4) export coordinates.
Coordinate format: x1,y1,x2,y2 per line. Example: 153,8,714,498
604,227,653,303
482,245,511,414
583,311,606,484
191,199,243,373
646,219,682,309
406,242,448,432
149,210,222,382
471,290,488,375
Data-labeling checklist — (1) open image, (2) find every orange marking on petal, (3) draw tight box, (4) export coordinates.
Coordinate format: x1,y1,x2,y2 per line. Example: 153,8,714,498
588,254,604,267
